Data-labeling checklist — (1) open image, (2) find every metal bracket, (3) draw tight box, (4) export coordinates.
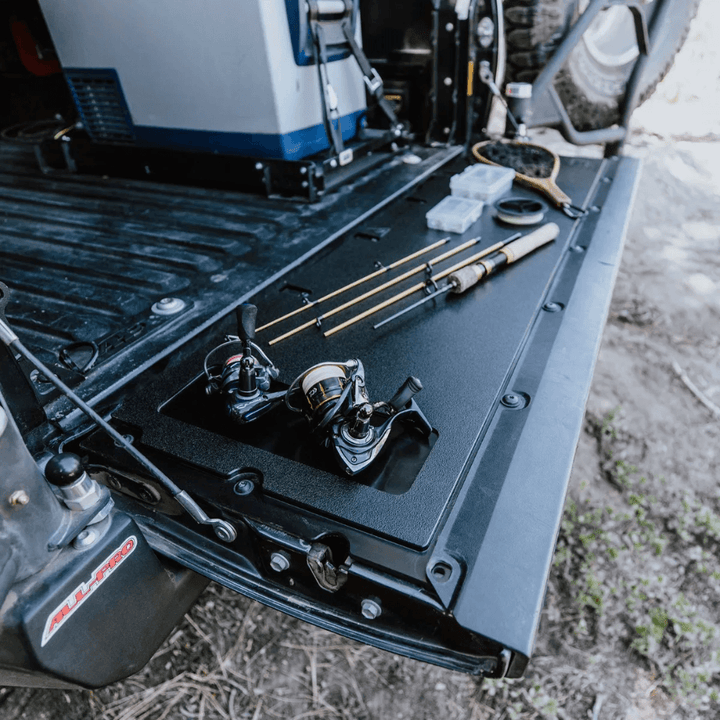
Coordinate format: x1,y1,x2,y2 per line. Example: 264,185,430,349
306,542,349,592
525,0,668,151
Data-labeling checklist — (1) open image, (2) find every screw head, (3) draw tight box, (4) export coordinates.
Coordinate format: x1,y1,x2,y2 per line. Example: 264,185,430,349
255,162,264,170
74,528,98,549
234,479,255,496
270,551,290,572
151,297,186,315
445,22,454,31
501,393,522,408
214,523,236,543
9,490,29,506
361,598,382,620
543,301,563,313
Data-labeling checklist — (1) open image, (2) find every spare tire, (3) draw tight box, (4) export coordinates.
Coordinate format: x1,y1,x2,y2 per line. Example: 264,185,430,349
504,0,700,130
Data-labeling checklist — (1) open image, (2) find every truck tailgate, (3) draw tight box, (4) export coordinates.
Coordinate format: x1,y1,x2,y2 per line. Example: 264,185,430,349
0,141,640,676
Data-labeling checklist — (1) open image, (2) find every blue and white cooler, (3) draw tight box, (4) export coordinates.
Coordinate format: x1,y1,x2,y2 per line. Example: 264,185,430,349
37,0,367,160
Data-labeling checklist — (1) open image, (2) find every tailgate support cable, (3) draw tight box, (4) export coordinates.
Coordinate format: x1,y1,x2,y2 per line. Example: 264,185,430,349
0,282,237,544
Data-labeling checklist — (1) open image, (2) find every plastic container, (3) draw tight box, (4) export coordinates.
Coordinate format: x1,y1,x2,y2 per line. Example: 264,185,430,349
426,196,484,234
450,164,516,204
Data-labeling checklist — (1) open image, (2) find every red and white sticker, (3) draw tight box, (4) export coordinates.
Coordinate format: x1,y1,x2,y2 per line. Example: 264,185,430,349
41,535,137,647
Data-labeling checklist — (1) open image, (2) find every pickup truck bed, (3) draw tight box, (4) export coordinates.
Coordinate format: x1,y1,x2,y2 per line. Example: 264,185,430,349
0,139,640,678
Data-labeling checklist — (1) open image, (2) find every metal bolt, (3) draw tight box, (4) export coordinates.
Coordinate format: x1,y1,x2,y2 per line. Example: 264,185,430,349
443,127,450,135
74,528,98,549
361,598,382,620
9,490,29,506
445,22,454,32
214,524,236,543
501,393,522,409
234,479,255,496
151,297,186,315
255,162,264,170
300,166,308,175
270,551,290,572
543,302,563,313
443,77,453,86
330,159,338,169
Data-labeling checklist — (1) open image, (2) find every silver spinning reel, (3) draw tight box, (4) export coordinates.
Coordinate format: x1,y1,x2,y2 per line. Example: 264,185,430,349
285,359,432,475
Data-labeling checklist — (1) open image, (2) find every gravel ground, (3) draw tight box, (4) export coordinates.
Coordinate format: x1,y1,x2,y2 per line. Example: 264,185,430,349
2,2,720,718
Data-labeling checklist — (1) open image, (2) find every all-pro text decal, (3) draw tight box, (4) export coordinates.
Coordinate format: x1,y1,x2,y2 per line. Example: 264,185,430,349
41,535,137,647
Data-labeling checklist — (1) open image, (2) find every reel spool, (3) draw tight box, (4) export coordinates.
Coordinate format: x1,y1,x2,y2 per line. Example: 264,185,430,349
301,364,351,422
494,197,547,226
286,360,366,432
286,360,432,475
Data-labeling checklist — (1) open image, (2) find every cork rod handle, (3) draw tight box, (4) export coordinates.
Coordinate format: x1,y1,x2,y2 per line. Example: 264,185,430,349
500,222,559,263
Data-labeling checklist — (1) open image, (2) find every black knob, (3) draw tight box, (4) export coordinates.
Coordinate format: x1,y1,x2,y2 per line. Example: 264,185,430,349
45,453,85,487
236,304,257,343
388,376,423,413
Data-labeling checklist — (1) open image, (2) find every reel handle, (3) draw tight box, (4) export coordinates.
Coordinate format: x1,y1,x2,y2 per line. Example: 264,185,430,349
388,376,423,414
236,303,257,343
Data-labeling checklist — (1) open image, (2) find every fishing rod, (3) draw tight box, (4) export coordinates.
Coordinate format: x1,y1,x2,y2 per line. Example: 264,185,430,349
324,223,557,337
268,237,481,345
322,234,521,337
257,238,449,333
373,223,559,329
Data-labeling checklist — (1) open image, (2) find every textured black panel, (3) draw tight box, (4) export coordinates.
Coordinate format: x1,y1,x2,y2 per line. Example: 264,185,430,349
0,142,460,410
111,155,603,549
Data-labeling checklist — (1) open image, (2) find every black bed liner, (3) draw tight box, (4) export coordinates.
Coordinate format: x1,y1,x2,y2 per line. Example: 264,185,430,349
0,141,460,418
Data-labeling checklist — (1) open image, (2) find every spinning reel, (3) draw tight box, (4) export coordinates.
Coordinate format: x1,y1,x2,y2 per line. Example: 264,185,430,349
286,360,433,475
205,304,285,424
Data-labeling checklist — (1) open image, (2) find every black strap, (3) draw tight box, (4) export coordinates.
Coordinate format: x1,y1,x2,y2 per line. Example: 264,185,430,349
340,20,401,129
310,20,345,156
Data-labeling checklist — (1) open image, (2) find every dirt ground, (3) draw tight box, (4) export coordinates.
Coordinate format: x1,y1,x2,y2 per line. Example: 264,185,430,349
2,2,720,718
